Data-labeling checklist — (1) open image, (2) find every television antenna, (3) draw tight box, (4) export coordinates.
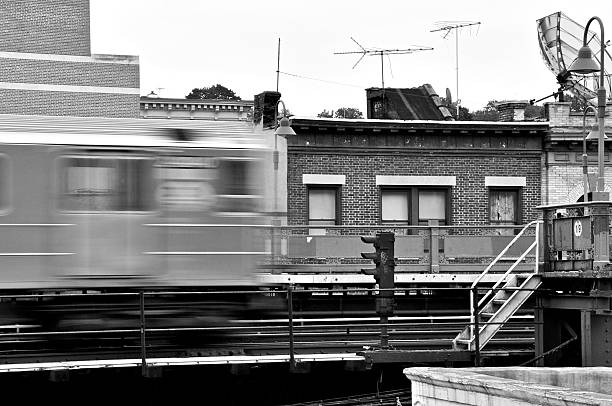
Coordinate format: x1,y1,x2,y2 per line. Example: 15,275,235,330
431,21,481,117
334,37,433,88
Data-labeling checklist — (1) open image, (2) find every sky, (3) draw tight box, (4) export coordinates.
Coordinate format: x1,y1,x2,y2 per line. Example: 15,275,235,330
89,1,612,117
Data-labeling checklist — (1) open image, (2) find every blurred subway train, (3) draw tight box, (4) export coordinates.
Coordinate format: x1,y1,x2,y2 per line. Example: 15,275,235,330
0,114,276,331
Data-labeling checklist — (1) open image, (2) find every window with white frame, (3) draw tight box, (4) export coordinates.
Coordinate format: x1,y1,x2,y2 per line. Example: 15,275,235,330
381,188,449,225
308,187,339,228
489,188,520,226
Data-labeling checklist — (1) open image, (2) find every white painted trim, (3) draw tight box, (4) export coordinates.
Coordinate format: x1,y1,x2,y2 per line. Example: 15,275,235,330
0,51,139,64
376,175,456,186
0,353,363,372
485,176,526,187
257,273,507,285
303,174,346,185
0,82,139,95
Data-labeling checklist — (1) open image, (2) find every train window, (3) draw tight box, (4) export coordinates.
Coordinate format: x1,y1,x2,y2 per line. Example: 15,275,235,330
217,158,261,213
59,157,153,212
0,156,9,212
219,159,253,195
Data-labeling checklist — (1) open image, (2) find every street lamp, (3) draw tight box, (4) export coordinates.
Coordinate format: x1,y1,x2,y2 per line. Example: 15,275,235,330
569,16,610,269
582,105,599,203
568,16,608,198
270,100,295,264
272,100,295,213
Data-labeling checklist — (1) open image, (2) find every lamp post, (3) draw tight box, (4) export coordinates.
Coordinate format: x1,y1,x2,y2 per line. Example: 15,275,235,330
271,100,295,264
582,105,598,203
568,16,607,198
568,16,610,269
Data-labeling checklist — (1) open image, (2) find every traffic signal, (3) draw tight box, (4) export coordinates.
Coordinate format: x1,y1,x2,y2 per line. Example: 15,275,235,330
361,232,395,316
360,235,381,282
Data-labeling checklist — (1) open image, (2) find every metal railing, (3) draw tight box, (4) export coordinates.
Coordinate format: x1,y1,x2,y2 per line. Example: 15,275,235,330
261,223,539,275
468,220,541,345
0,286,538,372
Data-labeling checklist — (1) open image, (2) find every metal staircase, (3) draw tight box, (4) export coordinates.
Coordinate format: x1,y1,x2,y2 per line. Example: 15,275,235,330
453,220,542,351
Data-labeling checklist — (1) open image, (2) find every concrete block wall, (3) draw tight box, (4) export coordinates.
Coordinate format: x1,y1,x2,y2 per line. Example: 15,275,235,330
288,152,542,226
0,89,139,118
545,101,612,204
546,101,612,128
0,0,140,118
0,0,90,56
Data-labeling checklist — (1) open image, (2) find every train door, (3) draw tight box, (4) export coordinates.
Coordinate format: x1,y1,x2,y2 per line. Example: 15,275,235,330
154,149,264,286
0,144,55,288
50,149,160,287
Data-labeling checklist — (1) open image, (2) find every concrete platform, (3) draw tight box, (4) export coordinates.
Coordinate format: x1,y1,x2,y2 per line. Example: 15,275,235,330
404,367,612,405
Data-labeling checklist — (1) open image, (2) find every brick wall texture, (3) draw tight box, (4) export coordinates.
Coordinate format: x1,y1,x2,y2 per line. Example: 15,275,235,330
288,151,542,226
0,0,90,56
0,1,140,118
0,58,139,88
0,89,139,118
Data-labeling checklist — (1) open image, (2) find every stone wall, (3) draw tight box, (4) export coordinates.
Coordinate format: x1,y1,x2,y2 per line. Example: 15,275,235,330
405,367,612,405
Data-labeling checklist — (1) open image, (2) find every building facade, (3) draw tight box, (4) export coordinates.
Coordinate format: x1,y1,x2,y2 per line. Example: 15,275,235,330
544,101,612,204
0,0,140,118
286,118,547,229
140,97,253,121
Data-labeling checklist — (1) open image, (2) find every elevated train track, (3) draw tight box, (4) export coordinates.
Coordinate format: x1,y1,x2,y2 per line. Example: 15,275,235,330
0,288,536,370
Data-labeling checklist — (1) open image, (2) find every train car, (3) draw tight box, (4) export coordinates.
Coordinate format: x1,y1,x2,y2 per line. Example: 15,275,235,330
0,114,273,329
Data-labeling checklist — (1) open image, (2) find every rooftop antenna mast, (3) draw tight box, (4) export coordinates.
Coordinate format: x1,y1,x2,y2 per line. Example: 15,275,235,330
431,21,481,117
334,37,433,89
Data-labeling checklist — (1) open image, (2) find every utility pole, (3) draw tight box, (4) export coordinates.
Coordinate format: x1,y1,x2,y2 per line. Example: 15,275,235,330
431,21,481,118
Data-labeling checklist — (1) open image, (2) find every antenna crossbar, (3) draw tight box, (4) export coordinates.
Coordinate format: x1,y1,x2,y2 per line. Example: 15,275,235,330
334,47,434,56
430,20,481,118
334,37,434,88
430,21,481,33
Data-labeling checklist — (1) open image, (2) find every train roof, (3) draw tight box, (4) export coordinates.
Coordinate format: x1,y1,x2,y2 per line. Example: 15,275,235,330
0,114,266,149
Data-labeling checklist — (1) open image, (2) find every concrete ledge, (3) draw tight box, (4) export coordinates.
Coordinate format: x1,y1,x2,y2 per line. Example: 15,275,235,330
404,367,612,405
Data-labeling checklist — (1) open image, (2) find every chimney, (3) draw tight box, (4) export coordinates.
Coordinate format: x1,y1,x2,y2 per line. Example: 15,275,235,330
495,100,529,122
253,91,281,128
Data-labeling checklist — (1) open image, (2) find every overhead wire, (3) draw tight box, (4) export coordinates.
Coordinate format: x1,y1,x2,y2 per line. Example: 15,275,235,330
278,71,366,89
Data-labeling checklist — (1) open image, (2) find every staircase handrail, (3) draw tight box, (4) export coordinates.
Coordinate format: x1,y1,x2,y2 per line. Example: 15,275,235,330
468,220,541,341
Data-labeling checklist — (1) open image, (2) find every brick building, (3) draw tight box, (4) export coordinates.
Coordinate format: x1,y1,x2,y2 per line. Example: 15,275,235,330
285,117,547,228
140,96,253,121
0,0,140,118
544,101,612,204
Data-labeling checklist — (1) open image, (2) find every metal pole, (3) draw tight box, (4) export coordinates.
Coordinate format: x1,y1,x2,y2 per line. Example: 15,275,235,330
287,284,295,369
380,51,384,88
140,291,147,376
456,28,459,118
276,38,281,92
583,106,597,202
380,314,389,349
582,17,606,194
472,286,480,366
272,100,286,266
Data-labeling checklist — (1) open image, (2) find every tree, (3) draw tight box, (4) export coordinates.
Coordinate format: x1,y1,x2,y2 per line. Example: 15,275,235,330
317,107,363,119
334,107,363,119
472,100,499,121
186,84,241,100
525,104,545,120
317,109,334,118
